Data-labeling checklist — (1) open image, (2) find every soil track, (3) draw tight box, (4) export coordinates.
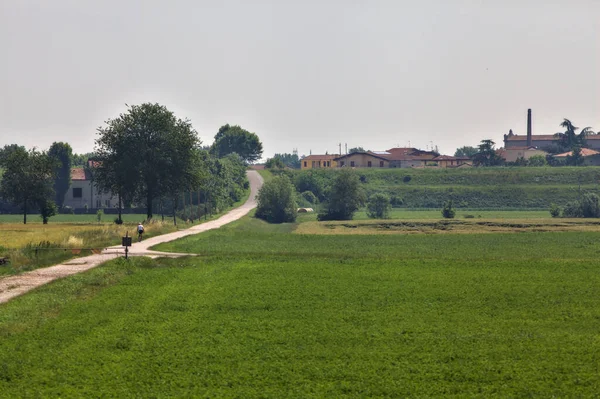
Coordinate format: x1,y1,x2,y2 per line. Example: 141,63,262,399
0,170,263,304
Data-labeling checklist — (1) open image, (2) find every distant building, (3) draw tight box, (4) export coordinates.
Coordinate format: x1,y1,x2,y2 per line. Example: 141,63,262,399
554,148,600,166
63,165,118,210
504,109,600,150
300,154,338,169
502,146,547,163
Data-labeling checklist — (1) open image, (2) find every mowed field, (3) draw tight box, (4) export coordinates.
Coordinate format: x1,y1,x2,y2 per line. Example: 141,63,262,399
0,215,599,397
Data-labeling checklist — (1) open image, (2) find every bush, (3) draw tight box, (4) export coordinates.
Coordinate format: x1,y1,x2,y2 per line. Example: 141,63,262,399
300,191,318,204
318,169,366,221
581,193,600,218
549,203,561,218
96,209,104,222
390,195,404,207
113,217,124,225
367,193,391,219
563,200,583,218
441,200,456,219
39,200,57,224
403,175,412,183
256,176,297,223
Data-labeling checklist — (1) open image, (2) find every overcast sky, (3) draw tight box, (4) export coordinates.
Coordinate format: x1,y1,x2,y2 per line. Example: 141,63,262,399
1,0,598,159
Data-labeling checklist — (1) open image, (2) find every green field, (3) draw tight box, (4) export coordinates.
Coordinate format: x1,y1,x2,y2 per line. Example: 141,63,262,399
0,216,599,396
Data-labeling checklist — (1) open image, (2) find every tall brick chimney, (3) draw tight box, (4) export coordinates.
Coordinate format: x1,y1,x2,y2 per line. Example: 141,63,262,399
527,109,532,147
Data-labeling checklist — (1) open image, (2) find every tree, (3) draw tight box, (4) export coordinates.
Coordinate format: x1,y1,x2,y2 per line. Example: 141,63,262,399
0,147,56,224
265,157,285,169
39,199,57,224
349,147,366,154
95,103,203,220
566,147,585,166
273,153,300,169
47,142,73,208
442,200,456,218
454,146,478,158
527,155,547,167
294,171,326,201
581,193,600,218
255,176,297,223
473,139,503,166
0,144,26,167
210,124,263,163
367,193,391,219
554,119,595,151
318,169,366,221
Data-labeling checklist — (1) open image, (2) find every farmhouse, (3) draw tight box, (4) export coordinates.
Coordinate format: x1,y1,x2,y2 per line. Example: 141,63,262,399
62,165,117,210
431,155,472,168
501,146,547,163
333,151,390,168
301,154,338,169
554,148,600,166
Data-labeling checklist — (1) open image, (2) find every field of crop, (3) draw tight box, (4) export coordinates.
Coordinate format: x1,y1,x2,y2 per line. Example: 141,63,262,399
0,215,599,397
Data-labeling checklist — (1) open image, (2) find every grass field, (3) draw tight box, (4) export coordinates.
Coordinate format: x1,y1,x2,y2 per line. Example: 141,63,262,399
0,215,599,397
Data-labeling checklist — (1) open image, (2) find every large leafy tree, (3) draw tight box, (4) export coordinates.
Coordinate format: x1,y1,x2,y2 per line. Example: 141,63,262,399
0,147,56,224
554,119,595,151
0,144,26,167
273,153,300,169
454,146,478,158
210,124,263,163
95,103,203,220
473,139,503,167
47,142,73,208
318,168,366,221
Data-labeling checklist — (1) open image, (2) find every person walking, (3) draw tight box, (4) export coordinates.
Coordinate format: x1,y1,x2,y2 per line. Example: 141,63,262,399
137,222,145,242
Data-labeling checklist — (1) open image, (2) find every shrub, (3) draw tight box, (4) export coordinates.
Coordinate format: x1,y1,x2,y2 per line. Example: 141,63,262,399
256,176,297,223
581,193,600,218
300,191,318,204
318,169,366,221
549,203,561,218
563,200,583,218
441,200,455,219
390,195,404,207
61,205,74,215
367,193,391,219
403,175,412,183
96,209,104,222
39,200,57,224
114,217,124,225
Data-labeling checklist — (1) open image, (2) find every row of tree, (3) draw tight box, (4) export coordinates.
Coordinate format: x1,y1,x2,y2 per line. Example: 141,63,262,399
0,103,263,224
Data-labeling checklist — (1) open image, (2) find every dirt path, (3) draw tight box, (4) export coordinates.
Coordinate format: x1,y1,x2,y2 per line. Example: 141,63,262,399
0,170,263,304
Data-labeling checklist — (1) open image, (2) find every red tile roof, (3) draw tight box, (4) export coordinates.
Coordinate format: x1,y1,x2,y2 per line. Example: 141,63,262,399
507,134,600,141
71,168,87,180
302,154,339,161
555,148,600,157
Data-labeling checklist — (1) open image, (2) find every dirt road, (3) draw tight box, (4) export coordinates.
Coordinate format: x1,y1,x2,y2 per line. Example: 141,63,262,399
0,170,263,304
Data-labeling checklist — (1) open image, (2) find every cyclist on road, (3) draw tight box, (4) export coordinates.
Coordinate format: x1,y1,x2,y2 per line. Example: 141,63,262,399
137,222,145,242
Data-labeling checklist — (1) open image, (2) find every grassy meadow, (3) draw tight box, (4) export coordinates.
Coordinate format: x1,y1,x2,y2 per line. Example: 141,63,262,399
0,214,599,396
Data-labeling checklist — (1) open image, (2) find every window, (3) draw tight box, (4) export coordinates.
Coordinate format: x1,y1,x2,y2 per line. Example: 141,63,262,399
96,199,102,208
327,161,330,167
380,161,384,167
340,161,345,167
350,161,355,167
105,199,111,207
368,161,372,167
73,187,82,198
303,161,307,167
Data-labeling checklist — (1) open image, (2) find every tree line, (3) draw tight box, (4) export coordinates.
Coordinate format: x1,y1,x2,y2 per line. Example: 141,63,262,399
0,103,262,224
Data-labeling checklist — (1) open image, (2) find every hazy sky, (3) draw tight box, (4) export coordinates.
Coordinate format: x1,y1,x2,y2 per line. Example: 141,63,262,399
1,0,598,159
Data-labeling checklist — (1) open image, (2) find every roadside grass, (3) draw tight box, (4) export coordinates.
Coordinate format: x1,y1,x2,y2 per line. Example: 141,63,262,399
0,219,599,396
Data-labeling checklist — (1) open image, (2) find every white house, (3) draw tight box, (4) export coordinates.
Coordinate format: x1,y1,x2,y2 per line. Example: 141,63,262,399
63,167,118,210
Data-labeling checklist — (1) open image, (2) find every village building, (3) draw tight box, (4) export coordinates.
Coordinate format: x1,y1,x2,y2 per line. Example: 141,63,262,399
62,165,117,210
431,155,472,168
501,146,547,163
300,154,338,169
554,148,600,166
333,151,390,168
504,108,600,150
